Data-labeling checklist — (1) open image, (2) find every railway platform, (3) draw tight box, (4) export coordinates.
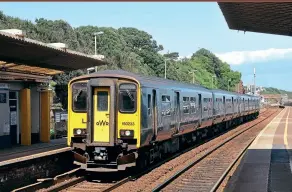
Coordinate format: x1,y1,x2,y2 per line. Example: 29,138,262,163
0,138,74,191
225,106,292,192
0,137,69,166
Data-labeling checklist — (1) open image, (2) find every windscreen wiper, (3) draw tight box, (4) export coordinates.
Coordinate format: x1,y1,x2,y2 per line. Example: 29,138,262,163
126,90,134,102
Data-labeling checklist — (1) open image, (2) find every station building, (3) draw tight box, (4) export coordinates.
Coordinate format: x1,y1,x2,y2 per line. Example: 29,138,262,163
0,29,105,149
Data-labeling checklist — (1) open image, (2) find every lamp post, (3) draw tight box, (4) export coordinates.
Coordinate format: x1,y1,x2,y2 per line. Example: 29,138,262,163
93,31,104,56
93,31,104,72
189,70,197,84
254,68,256,95
228,79,231,91
164,58,171,79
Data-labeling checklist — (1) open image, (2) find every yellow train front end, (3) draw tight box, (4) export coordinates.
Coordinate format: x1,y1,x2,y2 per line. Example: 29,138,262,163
67,75,141,172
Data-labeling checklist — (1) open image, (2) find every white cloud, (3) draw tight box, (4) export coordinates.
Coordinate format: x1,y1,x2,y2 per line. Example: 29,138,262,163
178,54,192,60
214,48,292,65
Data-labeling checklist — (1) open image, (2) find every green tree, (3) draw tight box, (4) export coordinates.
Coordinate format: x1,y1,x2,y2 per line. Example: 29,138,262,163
0,11,250,109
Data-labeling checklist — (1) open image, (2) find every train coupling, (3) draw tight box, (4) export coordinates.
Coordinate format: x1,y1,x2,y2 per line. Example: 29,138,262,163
93,147,108,161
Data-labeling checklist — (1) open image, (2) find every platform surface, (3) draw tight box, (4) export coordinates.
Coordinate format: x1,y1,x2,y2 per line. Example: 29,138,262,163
225,107,292,192
0,138,70,166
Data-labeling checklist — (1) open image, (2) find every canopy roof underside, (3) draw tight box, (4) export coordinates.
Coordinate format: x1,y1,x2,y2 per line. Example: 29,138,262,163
218,2,292,36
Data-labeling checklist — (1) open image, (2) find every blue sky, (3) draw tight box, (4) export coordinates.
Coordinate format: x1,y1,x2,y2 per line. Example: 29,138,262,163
1,2,292,91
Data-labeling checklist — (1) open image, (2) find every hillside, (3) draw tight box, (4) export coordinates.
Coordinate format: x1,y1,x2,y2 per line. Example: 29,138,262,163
261,87,292,98
0,11,241,109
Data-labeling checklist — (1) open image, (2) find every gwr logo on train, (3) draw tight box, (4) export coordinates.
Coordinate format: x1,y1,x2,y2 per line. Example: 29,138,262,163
122,122,135,126
96,120,109,126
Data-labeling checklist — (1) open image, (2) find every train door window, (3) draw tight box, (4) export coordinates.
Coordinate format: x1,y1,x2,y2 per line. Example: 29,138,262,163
175,92,180,121
148,94,151,116
152,90,157,136
162,95,171,116
198,94,202,116
97,91,108,111
216,98,220,114
190,97,196,113
183,97,190,114
203,98,208,112
223,96,226,113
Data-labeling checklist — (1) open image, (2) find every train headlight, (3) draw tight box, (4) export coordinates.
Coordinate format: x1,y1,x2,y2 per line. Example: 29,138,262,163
120,130,134,138
74,128,86,136
125,130,131,136
76,129,82,135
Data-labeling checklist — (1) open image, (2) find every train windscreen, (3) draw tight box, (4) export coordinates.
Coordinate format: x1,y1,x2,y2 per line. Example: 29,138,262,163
119,83,137,113
72,82,87,112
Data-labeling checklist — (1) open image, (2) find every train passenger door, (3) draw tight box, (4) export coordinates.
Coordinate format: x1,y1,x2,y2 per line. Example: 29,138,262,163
223,96,226,117
232,97,234,114
174,91,180,132
152,90,157,138
198,94,202,125
147,93,152,129
93,87,110,142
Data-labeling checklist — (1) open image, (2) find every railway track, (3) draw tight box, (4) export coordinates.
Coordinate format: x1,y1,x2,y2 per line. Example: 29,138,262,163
13,108,278,192
151,108,279,192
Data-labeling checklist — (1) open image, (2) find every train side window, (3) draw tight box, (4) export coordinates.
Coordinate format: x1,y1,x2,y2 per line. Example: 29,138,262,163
148,94,151,115
190,97,196,102
97,91,108,111
183,97,189,102
162,95,171,102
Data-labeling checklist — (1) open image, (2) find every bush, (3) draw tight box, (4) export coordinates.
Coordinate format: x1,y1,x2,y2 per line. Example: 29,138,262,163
50,128,55,139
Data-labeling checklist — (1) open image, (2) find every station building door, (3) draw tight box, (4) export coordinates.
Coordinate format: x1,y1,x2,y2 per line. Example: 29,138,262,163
0,88,10,148
0,86,20,148
9,91,19,145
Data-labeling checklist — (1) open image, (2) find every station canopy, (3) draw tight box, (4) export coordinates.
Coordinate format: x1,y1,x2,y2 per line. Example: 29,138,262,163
0,29,106,81
218,3,292,36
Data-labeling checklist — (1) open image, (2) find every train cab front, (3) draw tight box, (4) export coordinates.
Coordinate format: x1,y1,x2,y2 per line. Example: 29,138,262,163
71,77,140,172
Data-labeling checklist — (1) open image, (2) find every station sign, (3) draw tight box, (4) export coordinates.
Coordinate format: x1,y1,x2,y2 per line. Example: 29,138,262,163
0,83,9,90
55,112,61,123
61,113,68,120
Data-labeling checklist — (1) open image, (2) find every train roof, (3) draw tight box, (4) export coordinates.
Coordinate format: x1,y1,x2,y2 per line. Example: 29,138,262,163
211,88,259,99
71,69,212,92
70,70,261,99
211,88,239,96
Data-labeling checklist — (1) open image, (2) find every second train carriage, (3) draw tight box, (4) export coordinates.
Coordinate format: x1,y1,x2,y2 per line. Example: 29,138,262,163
68,70,260,171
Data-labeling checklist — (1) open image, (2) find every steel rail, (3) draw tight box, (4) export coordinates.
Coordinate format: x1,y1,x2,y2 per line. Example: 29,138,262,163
151,109,277,192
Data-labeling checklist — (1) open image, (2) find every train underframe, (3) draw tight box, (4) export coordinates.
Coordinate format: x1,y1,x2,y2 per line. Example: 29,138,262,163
72,111,259,172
